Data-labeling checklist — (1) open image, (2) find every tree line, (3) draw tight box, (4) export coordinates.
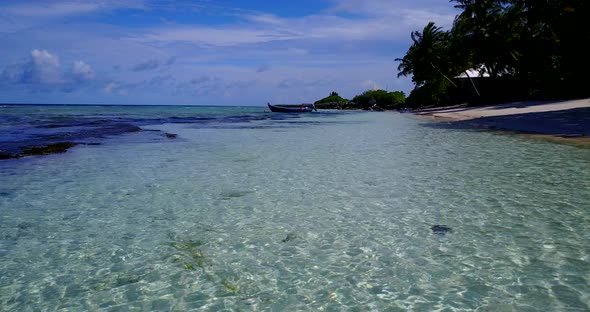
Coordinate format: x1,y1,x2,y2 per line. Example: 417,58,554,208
314,90,406,110
397,0,589,107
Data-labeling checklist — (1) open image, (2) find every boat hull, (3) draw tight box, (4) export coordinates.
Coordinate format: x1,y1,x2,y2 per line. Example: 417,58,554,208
268,103,314,113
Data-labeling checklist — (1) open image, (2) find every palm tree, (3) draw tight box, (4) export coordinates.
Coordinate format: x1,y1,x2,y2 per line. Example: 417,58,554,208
451,0,513,78
396,22,455,87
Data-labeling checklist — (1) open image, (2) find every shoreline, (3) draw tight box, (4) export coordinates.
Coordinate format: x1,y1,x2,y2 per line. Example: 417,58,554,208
413,98,590,147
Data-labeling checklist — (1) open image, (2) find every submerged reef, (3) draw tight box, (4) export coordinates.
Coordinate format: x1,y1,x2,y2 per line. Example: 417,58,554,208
21,142,79,156
0,142,79,159
0,150,16,160
0,120,143,160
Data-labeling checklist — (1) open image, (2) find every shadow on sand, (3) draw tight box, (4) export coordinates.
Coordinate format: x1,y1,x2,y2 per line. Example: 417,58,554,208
451,107,590,136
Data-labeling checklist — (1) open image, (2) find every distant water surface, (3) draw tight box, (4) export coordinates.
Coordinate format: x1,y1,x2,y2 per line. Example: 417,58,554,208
0,105,589,311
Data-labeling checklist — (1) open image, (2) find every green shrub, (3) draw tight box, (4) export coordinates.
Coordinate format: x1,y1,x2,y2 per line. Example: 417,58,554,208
352,90,405,108
314,91,349,104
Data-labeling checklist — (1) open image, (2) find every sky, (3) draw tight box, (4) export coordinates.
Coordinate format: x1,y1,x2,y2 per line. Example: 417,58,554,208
0,0,457,106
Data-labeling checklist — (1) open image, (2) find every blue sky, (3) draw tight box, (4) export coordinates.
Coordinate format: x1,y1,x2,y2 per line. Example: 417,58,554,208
0,0,457,105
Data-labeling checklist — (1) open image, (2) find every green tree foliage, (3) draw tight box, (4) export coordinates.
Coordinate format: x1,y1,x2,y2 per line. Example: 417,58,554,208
396,22,457,107
397,0,590,107
405,78,450,108
451,0,513,77
396,22,454,87
352,89,405,108
314,91,349,104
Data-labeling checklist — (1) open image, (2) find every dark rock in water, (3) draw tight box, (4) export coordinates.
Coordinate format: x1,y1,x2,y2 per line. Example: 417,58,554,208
21,142,78,156
282,233,297,243
0,150,18,160
219,190,251,200
16,221,35,239
431,225,452,235
17,222,34,230
112,273,141,287
164,133,177,139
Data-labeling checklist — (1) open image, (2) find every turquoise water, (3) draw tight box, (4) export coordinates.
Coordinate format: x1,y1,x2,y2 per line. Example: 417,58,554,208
1,106,589,311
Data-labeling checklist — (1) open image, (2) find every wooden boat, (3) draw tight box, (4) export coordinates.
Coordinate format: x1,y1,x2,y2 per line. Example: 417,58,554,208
267,103,315,113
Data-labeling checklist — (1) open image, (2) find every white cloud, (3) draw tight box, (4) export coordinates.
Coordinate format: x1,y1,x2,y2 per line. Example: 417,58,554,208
71,60,96,81
0,0,447,104
103,82,120,93
31,49,61,83
5,2,103,17
103,81,128,95
3,0,146,18
134,26,303,47
331,0,456,29
131,59,159,71
0,0,148,33
399,8,456,30
334,0,454,16
2,63,24,82
1,49,99,87
361,80,381,91
4,49,63,84
286,48,309,56
243,13,284,25
132,2,454,49
190,76,213,84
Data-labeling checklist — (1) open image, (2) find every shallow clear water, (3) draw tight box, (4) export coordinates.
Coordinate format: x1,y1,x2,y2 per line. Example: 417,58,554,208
1,106,589,311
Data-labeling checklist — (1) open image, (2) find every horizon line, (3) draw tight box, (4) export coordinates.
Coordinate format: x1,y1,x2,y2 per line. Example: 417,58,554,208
0,103,267,107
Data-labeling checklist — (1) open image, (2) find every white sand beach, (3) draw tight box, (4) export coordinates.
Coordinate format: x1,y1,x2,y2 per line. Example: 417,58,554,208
414,98,590,144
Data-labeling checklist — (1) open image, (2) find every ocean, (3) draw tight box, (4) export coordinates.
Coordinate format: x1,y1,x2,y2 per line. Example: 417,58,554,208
1,105,589,311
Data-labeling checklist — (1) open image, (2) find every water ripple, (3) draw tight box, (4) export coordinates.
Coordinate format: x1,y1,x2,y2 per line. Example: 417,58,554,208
0,109,589,310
